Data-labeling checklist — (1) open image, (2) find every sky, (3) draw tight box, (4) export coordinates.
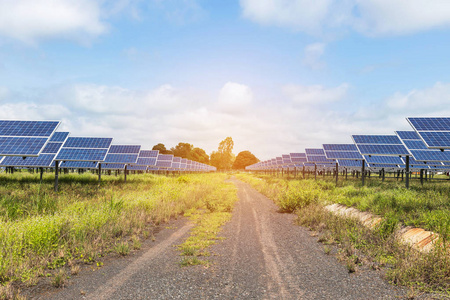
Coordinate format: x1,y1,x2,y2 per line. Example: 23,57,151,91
1,0,450,160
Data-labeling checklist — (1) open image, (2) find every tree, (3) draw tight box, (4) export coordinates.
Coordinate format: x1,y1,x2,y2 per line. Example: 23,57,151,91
170,142,193,159
210,137,235,170
191,147,209,164
232,151,259,170
152,143,172,154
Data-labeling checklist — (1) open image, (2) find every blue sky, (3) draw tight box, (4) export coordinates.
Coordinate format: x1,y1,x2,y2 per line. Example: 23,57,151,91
1,0,450,159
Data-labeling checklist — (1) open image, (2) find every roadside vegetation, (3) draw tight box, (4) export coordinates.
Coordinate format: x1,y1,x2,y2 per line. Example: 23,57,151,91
237,173,450,294
178,178,237,266
0,172,230,297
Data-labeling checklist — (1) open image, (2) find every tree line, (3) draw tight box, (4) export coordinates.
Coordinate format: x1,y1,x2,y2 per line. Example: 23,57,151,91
151,137,259,170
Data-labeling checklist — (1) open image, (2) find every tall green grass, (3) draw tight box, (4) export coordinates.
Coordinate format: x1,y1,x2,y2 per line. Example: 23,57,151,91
0,172,228,285
237,173,450,240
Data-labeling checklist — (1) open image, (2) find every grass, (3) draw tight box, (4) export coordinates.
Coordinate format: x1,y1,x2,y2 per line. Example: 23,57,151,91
177,180,237,266
237,172,450,294
0,171,231,294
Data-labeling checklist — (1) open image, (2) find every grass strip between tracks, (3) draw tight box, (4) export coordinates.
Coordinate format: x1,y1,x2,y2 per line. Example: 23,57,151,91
178,180,238,266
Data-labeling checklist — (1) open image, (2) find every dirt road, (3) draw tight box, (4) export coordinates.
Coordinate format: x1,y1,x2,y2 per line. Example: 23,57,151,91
35,178,406,299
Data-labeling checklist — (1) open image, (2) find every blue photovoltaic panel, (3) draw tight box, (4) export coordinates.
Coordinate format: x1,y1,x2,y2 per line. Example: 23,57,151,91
290,153,306,158
0,120,59,137
104,154,138,164
307,155,333,163
49,132,70,142
63,137,113,149
407,117,450,149
0,137,48,156
403,140,428,150
409,150,450,162
140,150,159,157
396,131,420,140
172,162,181,169
323,144,358,151
108,145,140,154
135,157,157,166
173,157,182,163
56,148,108,162
156,161,172,168
325,151,363,160
417,132,450,148
369,164,400,169
282,154,291,164
364,155,404,165
291,157,307,163
128,165,147,171
408,117,450,131
59,161,99,169
352,135,401,145
0,154,55,168
42,142,63,154
356,144,410,156
0,120,60,157
305,149,325,155
338,160,366,168
157,154,173,161
102,163,126,170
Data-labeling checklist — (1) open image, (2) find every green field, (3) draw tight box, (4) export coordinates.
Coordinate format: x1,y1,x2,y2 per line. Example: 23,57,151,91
0,171,233,290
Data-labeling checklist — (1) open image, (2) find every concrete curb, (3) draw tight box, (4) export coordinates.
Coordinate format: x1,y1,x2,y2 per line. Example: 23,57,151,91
324,203,440,253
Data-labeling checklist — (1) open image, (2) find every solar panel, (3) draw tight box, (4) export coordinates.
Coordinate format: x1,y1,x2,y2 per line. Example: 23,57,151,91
108,145,141,154
64,137,112,149
55,137,112,162
103,144,141,165
409,150,450,162
364,155,404,165
338,160,367,168
128,165,148,171
305,148,325,155
156,154,173,168
323,144,358,151
353,135,409,156
0,131,69,168
140,150,159,158
407,117,450,149
59,161,99,169
102,163,126,170
395,130,448,165
0,120,60,137
323,144,364,161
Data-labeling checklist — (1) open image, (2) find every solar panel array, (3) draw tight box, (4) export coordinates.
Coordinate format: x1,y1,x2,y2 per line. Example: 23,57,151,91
0,120,60,156
103,145,141,169
353,135,410,156
323,144,363,160
407,117,450,149
247,117,450,173
0,131,69,168
56,137,113,162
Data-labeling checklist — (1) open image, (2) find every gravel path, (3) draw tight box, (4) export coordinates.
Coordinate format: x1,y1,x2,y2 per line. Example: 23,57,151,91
33,178,407,299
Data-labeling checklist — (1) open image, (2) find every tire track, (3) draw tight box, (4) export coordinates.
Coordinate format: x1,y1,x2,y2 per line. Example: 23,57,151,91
86,223,193,300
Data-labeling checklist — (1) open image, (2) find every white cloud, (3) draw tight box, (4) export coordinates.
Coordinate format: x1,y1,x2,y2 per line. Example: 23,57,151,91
240,0,336,34
302,43,326,70
240,0,450,37
0,0,107,44
283,83,348,104
217,82,253,114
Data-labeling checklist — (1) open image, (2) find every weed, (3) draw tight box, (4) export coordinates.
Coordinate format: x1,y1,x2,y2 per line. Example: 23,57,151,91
70,265,80,276
131,235,141,250
324,246,331,255
52,269,66,288
180,257,207,267
114,242,130,256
